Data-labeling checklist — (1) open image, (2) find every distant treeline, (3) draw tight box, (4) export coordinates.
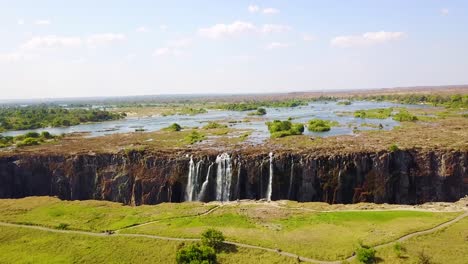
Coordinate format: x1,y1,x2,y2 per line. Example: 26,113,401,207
0,106,126,132
210,99,311,111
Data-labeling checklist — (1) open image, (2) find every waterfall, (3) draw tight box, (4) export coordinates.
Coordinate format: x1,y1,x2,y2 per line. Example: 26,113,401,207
215,153,232,202
185,156,195,201
266,152,273,202
235,161,241,200
288,161,294,200
198,163,213,201
185,157,202,202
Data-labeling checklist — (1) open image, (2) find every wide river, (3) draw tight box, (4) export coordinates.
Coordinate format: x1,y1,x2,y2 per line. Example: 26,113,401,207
2,101,430,143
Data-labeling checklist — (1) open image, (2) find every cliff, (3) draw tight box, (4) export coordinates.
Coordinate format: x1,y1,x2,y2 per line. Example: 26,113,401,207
0,148,466,205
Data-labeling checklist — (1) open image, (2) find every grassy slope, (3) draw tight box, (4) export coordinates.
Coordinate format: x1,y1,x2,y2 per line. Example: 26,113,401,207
0,226,294,264
0,197,216,231
350,217,468,264
0,197,463,263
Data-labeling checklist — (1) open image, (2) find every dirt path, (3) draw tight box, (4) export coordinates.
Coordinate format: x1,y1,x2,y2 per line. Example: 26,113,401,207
0,211,466,264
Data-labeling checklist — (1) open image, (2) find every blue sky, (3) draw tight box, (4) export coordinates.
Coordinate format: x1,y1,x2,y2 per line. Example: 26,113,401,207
1,0,467,99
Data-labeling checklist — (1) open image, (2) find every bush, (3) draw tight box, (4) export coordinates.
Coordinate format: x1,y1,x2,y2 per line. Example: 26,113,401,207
176,244,216,264
307,119,336,132
248,107,267,116
25,132,40,138
203,122,227,129
184,131,205,144
56,223,69,230
356,245,376,264
417,250,432,264
40,131,54,139
389,144,399,152
354,108,393,119
393,110,418,122
266,120,304,138
16,137,40,147
201,229,225,252
393,242,406,258
165,123,182,132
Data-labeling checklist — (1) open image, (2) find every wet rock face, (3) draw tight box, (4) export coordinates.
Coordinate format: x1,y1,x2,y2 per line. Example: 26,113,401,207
0,150,466,205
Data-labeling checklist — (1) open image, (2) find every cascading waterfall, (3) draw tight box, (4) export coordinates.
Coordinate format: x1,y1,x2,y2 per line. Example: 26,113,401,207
185,156,195,201
266,152,273,201
288,160,294,200
185,157,202,202
215,153,232,202
198,163,213,201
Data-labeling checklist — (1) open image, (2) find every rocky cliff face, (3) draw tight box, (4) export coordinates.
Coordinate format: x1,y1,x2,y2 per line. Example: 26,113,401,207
0,149,466,205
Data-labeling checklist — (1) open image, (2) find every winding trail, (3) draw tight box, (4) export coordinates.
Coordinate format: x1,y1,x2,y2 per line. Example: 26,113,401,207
0,210,466,264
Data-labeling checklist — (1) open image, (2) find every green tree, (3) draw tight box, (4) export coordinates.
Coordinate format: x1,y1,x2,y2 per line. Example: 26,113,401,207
201,229,225,252
356,245,376,264
176,244,216,264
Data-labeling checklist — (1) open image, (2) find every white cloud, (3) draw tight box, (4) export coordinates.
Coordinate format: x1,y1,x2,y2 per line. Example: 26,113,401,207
198,21,256,39
20,35,83,50
0,52,32,62
159,24,168,31
34,20,51,26
17,19,25,25
441,8,449,16
263,8,279,15
136,26,150,33
261,24,291,34
248,5,260,13
331,31,405,48
266,42,291,50
199,21,290,39
86,33,126,47
303,34,315,42
153,38,192,57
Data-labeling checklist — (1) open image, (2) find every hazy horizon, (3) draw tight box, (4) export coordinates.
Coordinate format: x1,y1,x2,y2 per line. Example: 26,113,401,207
2,0,468,100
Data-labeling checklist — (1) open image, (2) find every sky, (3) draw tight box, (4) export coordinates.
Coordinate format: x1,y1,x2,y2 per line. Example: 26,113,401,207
1,0,468,99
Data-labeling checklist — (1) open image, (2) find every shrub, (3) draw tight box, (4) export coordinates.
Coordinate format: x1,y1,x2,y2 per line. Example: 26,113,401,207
25,132,40,138
354,108,393,119
201,229,225,252
40,131,54,139
203,122,227,129
176,244,216,264
184,131,205,144
248,107,267,116
308,119,336,132
389,144,399,152
56,223,69,230
393,242,406,258
16,137,40,147
356,245,376,264
393,110,418,122
266,120,304,138
165,123,182,132
417,250,432,264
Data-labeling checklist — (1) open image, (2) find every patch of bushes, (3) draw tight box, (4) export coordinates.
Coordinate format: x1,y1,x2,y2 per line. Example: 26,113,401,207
307,119,337,132
393,110,418,122
248,107,267,116
417,249,432,264
16,138,40,147
356,245,376,264
184,131,205,144
56,223,69,230
203,122,227,129
266,120,304,138
337,100,352,105
164,123,182,132
0,131,56,149
354,108,393,119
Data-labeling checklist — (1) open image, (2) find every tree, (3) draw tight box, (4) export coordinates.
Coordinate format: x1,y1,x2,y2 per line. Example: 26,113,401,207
176,244,216,264
201,229,225,252
356,245,376,264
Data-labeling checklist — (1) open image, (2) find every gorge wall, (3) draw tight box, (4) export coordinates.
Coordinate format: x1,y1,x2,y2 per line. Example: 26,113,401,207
0,149,467,205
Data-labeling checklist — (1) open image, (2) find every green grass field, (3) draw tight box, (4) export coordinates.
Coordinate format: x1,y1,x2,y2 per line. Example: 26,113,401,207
0,197,465,263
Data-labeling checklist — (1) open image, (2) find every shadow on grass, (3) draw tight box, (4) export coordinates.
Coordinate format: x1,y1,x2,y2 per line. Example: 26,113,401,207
220,243,238,254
